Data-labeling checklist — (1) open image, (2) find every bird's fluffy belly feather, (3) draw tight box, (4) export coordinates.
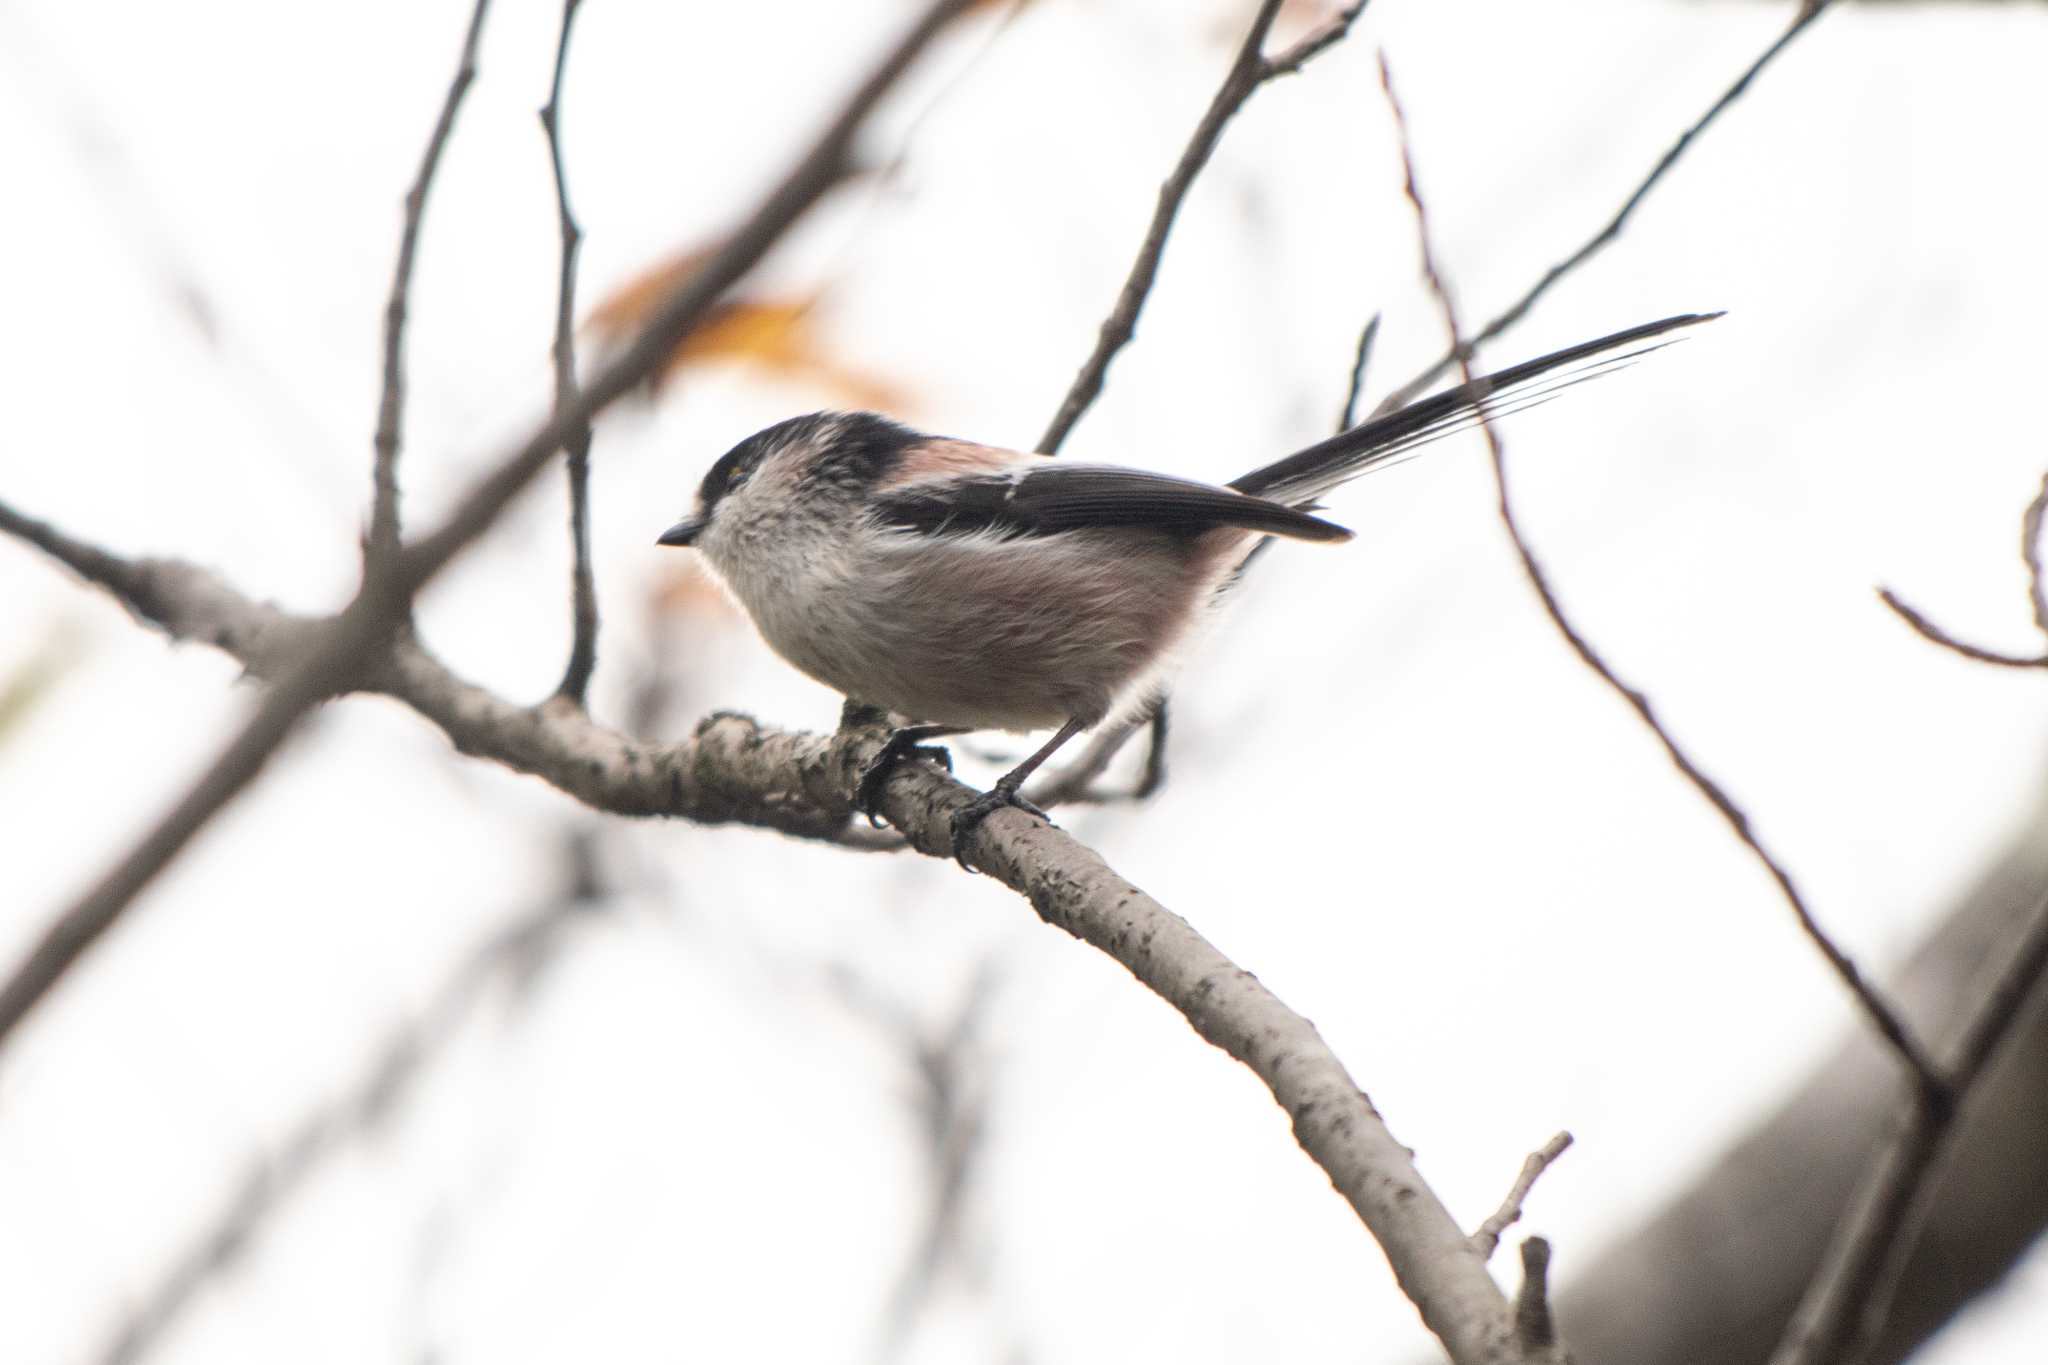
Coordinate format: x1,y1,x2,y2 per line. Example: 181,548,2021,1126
746,527,1212,730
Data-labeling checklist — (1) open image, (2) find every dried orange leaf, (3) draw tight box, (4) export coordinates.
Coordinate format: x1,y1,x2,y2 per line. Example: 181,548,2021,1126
587,245,914,409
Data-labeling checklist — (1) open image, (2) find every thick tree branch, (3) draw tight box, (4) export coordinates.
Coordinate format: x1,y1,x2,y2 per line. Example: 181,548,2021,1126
540,0,599,705
0,0,981,1055
1773,467,2048,1365
1035,0,1367,454
1770,885,2048,1365
1374,48,1944,1102
1374,45,2048,1361
367,0,493,571
1514,1238,1563,1364
1372,0,1835,416
5,522,1526,1365
1557,804,2048,1365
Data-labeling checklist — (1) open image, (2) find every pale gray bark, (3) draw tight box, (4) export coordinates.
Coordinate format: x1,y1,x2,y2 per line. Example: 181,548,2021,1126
2,515,1532,1365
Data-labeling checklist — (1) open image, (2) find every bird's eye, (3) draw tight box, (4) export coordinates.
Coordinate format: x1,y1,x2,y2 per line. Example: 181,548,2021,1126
726,464,753,492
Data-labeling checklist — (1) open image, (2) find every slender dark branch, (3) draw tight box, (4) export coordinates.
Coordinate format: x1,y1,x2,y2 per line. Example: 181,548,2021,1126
1468,1132,1572,1262
1021,2,1366,793
1770,886,2048,1365
1338,312,1381,431
1878,468,2048,669
0,0,981,1057
541,0,599,705
1060,296,1375,804
1022,714,1140,806
1263,0,1370,77
1373,0,1834,416
2023,470,2048,640
366,0,493,571
1876,588,2048,669
1021,703,1170,807
1373,49,1946,1102
1035,0,1366,454
1132,702,1169,798
1036,0,1285,452
1950,888,2048,1111
1041,273,1379,802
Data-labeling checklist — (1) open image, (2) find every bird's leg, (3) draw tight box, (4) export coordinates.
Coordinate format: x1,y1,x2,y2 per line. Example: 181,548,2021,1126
855,723,966,826
951,718,1088,871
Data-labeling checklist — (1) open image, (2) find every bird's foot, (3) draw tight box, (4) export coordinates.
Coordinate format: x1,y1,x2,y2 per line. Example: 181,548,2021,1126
855,725,957,827
950,782,1049,872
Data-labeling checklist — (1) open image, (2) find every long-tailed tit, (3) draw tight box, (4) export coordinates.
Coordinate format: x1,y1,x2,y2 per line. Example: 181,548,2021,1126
659,311,1717,865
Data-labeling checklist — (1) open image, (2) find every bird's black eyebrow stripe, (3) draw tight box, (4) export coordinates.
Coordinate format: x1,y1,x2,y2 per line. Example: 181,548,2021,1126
697,412,924,513
873,465,1350,542
806,412,924,489
696,437,761,510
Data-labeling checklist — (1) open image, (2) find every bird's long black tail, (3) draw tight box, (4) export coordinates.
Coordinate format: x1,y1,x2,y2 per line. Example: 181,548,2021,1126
1231,312,1721,506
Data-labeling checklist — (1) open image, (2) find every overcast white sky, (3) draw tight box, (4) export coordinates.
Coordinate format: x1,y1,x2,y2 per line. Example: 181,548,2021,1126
4,1,2048,1362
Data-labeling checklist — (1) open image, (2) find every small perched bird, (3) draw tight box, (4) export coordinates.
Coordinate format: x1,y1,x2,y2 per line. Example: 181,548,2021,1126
659,311,1717,866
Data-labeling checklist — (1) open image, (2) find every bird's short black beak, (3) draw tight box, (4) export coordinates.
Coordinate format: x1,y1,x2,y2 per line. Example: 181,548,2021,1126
656,518,702,547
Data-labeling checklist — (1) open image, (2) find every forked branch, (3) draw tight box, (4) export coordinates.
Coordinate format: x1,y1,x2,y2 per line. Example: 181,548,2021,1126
1036,0,1367,454
1373,46,1943,1098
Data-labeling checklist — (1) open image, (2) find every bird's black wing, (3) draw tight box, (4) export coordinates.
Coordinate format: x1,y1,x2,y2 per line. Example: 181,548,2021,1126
873,464,1352,543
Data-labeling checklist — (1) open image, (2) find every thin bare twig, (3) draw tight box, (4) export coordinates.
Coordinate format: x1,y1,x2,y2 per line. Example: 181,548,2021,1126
1045,265,1380,803
1036,0,1367,454
1878,468,2048,669
540,0,599,705
2023,470,2048,639
1876,588,2048,669
1024,1,1366,799
1263,1,1369,76
1373,49,1945,1102
1770,886,2048,1365
366,0,493,572
1777,467,2048,1364
1021,704,1171,807
1338,311,1381,432
1469,1132,1572,1261
1043,293,1371,801
1372,0,1835,416
1022,712,1142,806
1033,313,1375,806
1132,701,1169,797
0,0,983,1055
